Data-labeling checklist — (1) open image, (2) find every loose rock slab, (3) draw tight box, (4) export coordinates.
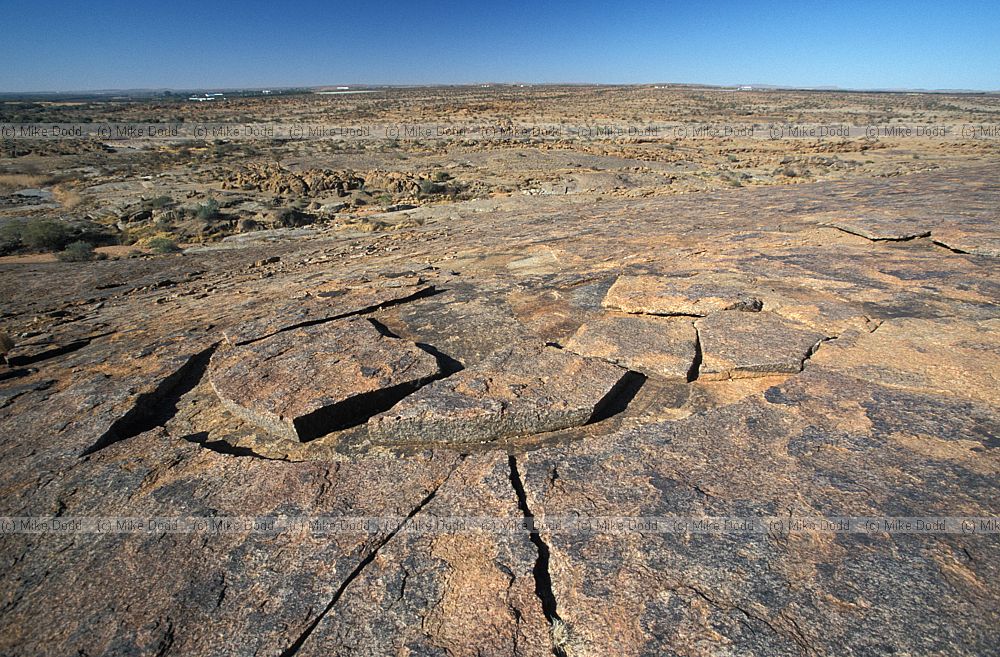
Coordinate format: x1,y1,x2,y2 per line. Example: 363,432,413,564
565,314,697,380
368,346,628,444
603,274,762,316
695,310,826,380
210,319,440,441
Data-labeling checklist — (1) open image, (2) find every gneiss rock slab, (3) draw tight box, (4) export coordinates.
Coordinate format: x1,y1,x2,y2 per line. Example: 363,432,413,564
603,274,762,316
368,346,628,445
210,319,440,441
565,314,697,380
695,310,827,380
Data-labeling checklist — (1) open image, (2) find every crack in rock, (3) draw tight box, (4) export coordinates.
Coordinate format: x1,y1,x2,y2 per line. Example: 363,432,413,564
278,461,461,657
179,431,287,460
931,240,970,254
508,455,566,657
228,285,441,346
826,222,931,242
687,323,703,382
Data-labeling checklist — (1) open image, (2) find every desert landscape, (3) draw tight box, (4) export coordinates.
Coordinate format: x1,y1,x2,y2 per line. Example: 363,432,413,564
1,82,999,656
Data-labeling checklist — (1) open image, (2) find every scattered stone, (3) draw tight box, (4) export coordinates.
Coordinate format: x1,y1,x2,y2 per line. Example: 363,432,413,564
252,256,280,268
695,310,827,379
210,319,440,441
368,345,628,444
603,274,762,316
565,314,696,379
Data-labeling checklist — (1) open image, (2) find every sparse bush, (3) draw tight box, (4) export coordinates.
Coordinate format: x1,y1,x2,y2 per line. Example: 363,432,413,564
147,236,181,254
57,241,103,262
418,180,443,196
432,171,452,182
0,222,23,255
195,199,220,221
52,185,85,209
144,195,174,210
20,219,71,251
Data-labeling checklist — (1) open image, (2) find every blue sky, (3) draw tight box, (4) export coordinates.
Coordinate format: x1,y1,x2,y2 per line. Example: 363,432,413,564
1,0,997,91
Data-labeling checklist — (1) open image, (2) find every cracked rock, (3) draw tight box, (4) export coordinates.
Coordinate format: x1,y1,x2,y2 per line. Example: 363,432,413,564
222,281,433,345
931,225,1000,256
825,218,931,241
368,345,628,444
603,274,762,316
209,319,440,441
695,310,827,380
565,314,697,380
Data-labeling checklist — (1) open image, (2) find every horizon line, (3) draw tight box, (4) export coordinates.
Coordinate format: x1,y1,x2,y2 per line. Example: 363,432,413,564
2,82,999,97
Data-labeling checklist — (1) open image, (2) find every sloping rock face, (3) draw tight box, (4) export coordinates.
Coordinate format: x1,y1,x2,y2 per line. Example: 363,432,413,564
368,346,628,445
209,319,440,441
1,165,999,656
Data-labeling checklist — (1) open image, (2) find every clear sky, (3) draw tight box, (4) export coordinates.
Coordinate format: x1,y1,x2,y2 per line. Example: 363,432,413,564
1,0,998,92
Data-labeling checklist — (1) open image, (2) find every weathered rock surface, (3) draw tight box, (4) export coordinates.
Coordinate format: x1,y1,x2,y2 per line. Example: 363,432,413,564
603,273,763,316
695,310,828,380
1,164,999,656
565,314,697,379
368,345,628,444
210,319,440,441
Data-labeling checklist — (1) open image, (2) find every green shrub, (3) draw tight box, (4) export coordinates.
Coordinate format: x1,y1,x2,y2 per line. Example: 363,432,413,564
0,222,23,255
20,219,71,251
144,195,174,210
57,241,102,262
417,180,443,196
195,199,220,221
147,236,181,254
432,171,452,182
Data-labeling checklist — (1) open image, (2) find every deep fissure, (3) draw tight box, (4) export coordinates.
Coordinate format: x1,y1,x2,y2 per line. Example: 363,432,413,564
687,324,703,382
508,454,565,656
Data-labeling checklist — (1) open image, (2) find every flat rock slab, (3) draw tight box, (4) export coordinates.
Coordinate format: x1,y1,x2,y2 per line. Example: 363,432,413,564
210,319,440,441
565,314,697,380
695,310,826,380
603,274,762,316
368,346,627,445
222,282,433,345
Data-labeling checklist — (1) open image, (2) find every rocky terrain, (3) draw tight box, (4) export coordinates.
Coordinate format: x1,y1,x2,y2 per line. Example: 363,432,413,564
0,87,999,656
